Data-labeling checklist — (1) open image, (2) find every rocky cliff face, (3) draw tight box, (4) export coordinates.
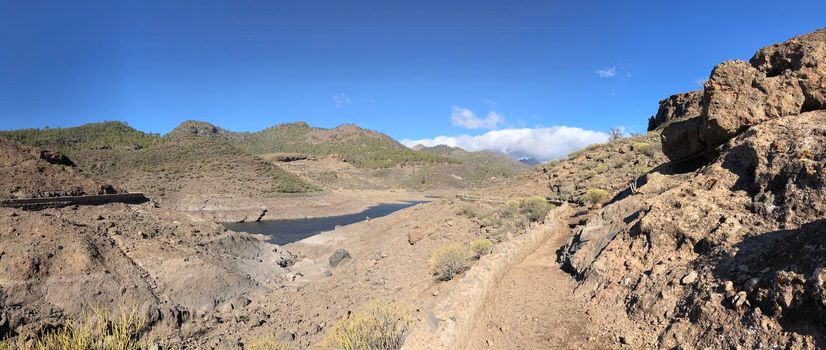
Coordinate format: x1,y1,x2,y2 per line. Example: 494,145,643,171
662,28,826,162
557,28,826,348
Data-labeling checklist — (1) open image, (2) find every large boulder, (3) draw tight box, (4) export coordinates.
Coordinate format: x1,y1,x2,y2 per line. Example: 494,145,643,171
661,28,826,161
701,60,804,147
647,90,703,131
660,116,707,160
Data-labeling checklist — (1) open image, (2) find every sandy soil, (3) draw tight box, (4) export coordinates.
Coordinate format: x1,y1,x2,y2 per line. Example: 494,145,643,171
194,199,493,348
465,225,615,350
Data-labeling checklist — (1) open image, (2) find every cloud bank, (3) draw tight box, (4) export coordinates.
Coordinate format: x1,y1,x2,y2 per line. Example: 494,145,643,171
450,106,504,129
401,126,609,161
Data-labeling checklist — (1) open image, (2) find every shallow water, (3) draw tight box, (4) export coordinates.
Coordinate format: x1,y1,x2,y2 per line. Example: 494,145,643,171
223,201,427,245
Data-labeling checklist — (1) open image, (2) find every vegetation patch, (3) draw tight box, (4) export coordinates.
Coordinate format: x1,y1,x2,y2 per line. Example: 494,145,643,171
582,188,610,205
430,244,472,281
455,197,555,243
1,305,153,350
245,337,289,350
470,238,494,258
633,142,656,157
0,121,161,155
326,301,412,350
520,196,554,222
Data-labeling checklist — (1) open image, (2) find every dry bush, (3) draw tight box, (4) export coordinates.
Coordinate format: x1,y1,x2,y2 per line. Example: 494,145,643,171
430,244,471,281
470,239,494,258
520,196,554,222
2,305,152,350
477,216,494,227
633,142,655,157
326,301,412,350
246,337,289,350
455,204,478,218
582,188,610,205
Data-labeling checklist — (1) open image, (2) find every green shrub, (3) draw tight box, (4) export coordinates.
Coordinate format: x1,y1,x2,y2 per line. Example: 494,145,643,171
470,239,494,258
582,188,610,205
430,244,471,281
326,301,411,350
520,196,554,222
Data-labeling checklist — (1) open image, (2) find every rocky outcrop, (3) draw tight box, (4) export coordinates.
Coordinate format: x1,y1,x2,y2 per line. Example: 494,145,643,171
0,137,115,199
662,28,826,161
560,110,826,348
701,60,805,148
647,90,703,131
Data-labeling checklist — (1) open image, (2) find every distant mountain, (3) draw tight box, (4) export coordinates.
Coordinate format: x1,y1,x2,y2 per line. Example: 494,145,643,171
518,157,540,166
169,120,452,169
0,120,529,195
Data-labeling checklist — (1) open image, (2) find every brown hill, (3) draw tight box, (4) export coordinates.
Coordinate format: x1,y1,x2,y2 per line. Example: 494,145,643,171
1,122,319,209
0,136,114,199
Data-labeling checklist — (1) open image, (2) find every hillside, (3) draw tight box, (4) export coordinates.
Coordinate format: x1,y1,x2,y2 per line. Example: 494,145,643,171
491,132,667,203
407,145,529,190
1,120,530,211
0,120,162,153
170,120,452,169
170,120,529,191
0,122,319,208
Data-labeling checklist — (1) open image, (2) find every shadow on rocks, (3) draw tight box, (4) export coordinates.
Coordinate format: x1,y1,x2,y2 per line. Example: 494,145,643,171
707,219,826,347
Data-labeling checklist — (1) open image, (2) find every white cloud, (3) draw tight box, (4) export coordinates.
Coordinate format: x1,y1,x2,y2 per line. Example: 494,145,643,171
333,93,352,108
596,67,617,78
450,106,504,129
597,63,632,78
401,126,609,161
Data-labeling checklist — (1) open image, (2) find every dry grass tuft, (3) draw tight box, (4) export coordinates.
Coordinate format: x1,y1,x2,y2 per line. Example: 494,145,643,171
326,301,412,350
430,244,471,281
470,239,494,258
582,188,610,205
1,305,154,350
246,337,290,350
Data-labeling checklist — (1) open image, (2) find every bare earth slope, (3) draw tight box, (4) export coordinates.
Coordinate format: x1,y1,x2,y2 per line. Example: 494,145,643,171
0,137,112,199
0,137,296,347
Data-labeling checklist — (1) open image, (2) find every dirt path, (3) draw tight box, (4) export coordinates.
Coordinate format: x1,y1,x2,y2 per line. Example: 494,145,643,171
464,226,614,349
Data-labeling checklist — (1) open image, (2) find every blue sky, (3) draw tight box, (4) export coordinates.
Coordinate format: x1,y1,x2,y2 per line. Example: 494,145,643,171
1,1,825,159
